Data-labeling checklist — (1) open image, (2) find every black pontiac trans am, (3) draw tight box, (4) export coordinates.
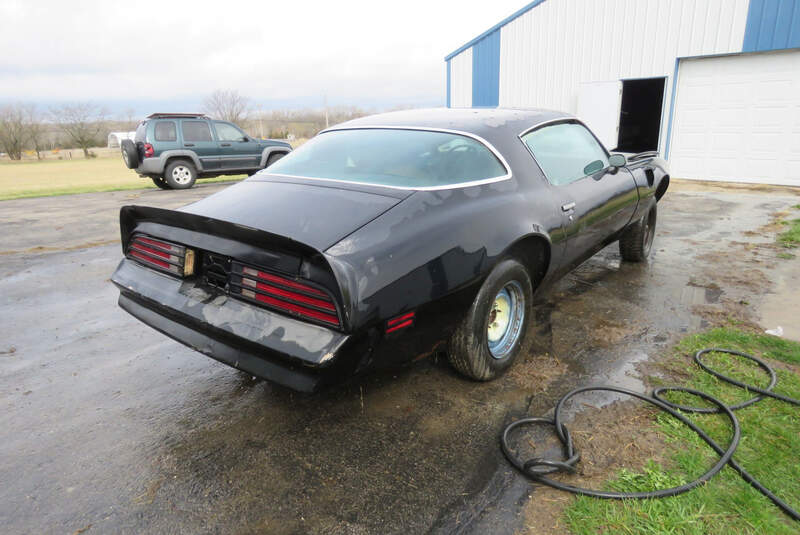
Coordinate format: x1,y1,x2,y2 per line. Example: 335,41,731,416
111,108,669,392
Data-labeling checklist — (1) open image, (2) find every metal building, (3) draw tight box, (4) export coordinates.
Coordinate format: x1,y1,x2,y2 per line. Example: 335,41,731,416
445,0,800,186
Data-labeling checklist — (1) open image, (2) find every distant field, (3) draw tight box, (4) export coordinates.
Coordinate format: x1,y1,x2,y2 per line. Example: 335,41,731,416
0,150,244,201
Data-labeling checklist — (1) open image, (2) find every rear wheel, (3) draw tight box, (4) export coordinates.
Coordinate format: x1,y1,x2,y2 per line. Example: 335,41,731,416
448,259,533,381
619,204,657,262
164,159,197,189
151,176,171,190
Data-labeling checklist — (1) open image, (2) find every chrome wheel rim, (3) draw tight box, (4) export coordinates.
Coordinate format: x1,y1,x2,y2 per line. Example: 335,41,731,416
487,281,525,359
171,166,192,185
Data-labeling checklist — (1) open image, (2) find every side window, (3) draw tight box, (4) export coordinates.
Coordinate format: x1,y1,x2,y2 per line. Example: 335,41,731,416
522,122,609,186
181,121,213,142
214,122,245,142
154,121,177,142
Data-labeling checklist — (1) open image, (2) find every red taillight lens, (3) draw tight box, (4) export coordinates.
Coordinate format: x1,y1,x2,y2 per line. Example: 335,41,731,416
143,143,154,158
126,234,194,277
230,262,340,328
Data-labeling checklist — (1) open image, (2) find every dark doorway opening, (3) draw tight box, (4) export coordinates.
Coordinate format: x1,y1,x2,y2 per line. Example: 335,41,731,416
615,77,665,153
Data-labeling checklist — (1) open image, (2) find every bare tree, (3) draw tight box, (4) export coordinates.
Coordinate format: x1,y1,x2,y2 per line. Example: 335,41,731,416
0,104,28,160
203,89,250,124
23,104,46,160
51,103,107,158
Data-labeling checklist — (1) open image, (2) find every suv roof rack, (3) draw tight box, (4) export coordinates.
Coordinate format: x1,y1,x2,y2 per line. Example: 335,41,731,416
146,113,208,119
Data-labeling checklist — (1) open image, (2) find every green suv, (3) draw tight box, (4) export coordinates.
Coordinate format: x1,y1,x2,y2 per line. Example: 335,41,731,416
121,113,292,189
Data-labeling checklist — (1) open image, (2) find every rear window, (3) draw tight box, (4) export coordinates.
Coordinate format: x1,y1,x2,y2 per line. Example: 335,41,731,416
264,128,507,189
154,121,177,142
181,120,212,142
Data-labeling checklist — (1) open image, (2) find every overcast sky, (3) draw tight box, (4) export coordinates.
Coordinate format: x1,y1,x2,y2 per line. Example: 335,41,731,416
0,0,526,116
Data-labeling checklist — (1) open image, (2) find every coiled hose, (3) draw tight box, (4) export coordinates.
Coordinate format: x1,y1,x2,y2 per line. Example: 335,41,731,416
501,348,800,521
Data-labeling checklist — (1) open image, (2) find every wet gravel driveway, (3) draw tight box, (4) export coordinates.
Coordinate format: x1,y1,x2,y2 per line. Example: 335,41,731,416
1,180,797,534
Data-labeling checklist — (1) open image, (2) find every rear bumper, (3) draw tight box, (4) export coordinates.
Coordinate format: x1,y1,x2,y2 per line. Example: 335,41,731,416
112,259,355,392
136,156,165,175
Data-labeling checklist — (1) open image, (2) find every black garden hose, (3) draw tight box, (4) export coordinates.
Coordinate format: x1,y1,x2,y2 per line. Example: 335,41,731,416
501,348,800,521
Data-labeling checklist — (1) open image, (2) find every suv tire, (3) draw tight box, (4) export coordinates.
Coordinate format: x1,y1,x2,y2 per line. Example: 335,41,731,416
265,152,286,168
151,176,171,190
121,139,139,169
164,159,197,189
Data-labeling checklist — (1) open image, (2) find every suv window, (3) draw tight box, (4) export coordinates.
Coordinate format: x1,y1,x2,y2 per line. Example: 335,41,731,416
214,122,245,142
522,122,608,186
154,121,177,142
181,120,213,142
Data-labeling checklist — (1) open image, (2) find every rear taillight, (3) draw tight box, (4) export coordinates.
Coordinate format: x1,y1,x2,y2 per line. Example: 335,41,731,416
229,262,340,328
127,234,195,277
143,143,154,158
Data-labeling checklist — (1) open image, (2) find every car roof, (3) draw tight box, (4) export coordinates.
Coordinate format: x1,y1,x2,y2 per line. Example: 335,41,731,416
328,107,572,142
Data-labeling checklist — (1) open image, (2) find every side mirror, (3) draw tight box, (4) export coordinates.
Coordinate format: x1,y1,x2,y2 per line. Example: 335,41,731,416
609,153,627,168
241,136,250,142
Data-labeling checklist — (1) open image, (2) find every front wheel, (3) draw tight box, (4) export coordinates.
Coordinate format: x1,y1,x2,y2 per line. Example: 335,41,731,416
619,204,657,262
164,159,197,189
448,259,533,381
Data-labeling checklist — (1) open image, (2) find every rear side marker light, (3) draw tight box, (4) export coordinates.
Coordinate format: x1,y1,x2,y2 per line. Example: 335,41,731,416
126,234,194,277
386,311,415,334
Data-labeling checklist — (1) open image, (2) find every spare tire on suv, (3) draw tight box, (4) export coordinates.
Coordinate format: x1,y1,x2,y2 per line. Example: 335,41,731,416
121,139,139,169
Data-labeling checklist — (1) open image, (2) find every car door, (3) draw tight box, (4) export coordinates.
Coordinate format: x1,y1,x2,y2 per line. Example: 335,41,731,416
180,120,218,170
213,121,260,170
521,120,638,269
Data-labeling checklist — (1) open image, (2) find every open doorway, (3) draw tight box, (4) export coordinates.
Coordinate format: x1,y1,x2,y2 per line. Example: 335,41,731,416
614,77,665,153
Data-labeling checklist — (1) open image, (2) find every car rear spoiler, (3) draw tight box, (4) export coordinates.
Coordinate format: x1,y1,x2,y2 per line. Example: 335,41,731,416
119,205,323,276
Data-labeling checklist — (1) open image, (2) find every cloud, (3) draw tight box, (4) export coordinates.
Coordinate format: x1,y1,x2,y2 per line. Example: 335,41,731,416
1,0,524,110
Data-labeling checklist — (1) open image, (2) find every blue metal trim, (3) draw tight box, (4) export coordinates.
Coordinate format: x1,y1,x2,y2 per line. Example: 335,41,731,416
664,58,680,161
472,30,501,107
444,0,547,60
743,0,800,52
446,60,451,108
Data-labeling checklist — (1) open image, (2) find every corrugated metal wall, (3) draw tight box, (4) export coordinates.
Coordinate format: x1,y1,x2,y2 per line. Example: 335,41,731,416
743,0,800,51
472,30,501,106
449,47,473,108
498,0,750,152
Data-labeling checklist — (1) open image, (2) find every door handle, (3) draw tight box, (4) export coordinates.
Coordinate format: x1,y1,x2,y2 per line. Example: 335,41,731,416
561,202,576,212
184,143,194,147
220,143,231,147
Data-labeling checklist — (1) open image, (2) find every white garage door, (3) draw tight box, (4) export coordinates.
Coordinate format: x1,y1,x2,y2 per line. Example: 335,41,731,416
669,49,800,186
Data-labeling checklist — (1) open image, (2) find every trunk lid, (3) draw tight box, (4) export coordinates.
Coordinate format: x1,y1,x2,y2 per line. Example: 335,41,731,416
179,178,410,251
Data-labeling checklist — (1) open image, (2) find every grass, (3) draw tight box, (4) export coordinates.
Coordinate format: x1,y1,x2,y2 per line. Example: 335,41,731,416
777,218,800,249
0,153,245,200
564,328,800,534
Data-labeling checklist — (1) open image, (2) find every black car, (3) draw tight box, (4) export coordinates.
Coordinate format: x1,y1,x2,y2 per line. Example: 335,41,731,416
111,108,669,391
120,113,292,190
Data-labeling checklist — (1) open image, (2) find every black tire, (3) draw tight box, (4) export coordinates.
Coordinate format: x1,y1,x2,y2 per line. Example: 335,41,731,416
164,159,197,189
265,152,286,168
448,258,533,381
121,139,139,169
619,204,657,262
151,176,171,190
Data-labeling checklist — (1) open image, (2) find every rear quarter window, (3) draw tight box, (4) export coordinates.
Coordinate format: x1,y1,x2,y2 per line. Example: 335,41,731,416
181,121,213,142
154,121,177,142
